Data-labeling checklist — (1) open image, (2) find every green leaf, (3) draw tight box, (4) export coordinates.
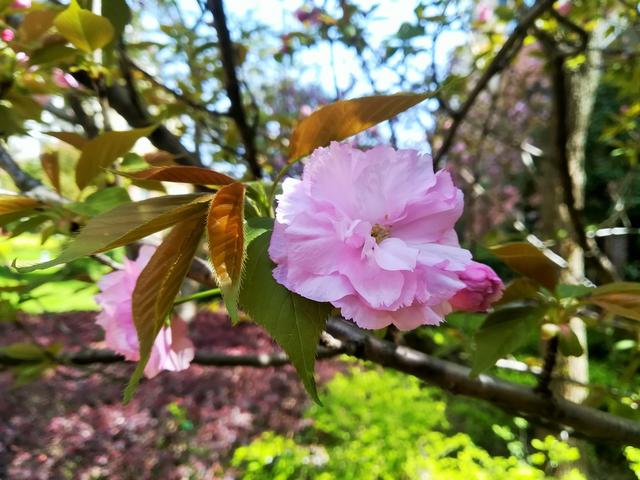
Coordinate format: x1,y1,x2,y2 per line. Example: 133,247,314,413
0,342,45,360
491,242,561,291
582,282,640,321
245,217,274,244
558,324,584,357
102,0,131,41
239,228,331,402
495,278,540,306
207,183,245,323
15,194,210,272
124,214,205,402
53,0,115,53
66,186,131,216
289,92,431,161
76,125,157,189
471,305,547,375
556,284,593,299
29,43,79,66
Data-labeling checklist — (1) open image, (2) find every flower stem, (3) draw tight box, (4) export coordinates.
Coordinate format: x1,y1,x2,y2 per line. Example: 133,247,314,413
174,288,221,305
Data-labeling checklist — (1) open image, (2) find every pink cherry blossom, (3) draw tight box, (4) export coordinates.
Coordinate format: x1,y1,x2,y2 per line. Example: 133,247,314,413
450,261,504,312
556,1,571,16
269,142,475,330
94,246,194,378
11,0,31,8
475,2,494,23
52,68,80,89
1,29,15,42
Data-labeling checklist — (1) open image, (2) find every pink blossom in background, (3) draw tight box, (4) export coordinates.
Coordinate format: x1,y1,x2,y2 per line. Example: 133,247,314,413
11,0,31,8
475,2,494,23
556,1,571,15
94,246,194,378
52,68,80,89
270,142,480,330
449,261,504,312
1,29,14,42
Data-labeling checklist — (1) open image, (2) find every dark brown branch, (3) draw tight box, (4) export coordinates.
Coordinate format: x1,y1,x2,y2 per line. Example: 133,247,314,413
207,0,262,179
0,346,344,368
126,58,228,120
325,317,640,447
535,335,559,395
66,94,99,138
71,71,203,168
433,0,556,166
0,144,67,205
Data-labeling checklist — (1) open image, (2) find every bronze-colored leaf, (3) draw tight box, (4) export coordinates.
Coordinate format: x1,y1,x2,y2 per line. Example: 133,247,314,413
0,195,40,215
75,126,157,189
491,242,561,291
289,92,430,160
45,131,88,150
114,166,235,186
40,152,61,193
15,194,210,272
207,183,245,322
124,214,205,401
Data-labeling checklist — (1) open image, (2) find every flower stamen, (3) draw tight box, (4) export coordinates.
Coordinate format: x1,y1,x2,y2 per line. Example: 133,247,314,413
371,223,390,244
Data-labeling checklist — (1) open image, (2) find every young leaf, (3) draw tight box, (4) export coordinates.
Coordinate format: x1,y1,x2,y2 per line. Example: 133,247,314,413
239,227,332,401
45,131,88,150
471,305,547,375
66,186,131,216
289,92,431,160
0,195,40,215
558,324,584,357
495,277,540,306
582,282,640,321
491,242,561,291
207,183,246,322
40,152,61,194
76,126,157,189
114,166,235,186
124,215,205,402
19,10,58,42
53,0,114,53
15,194,210,272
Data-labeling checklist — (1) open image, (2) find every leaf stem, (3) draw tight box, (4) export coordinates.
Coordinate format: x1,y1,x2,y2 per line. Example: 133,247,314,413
174,288,221,305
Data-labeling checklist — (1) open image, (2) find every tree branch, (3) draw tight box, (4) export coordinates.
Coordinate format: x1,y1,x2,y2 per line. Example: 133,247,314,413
0,346,345,368
0,144,68,205
71,70,204,168
433,0,556,166
325,317,640,447
207,0,262,179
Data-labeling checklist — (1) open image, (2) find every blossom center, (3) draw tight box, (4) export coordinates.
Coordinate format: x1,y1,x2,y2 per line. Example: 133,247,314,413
370,223,390,244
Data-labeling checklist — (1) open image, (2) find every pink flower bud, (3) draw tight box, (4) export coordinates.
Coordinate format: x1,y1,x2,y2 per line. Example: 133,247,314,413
450,261,504,312
52,68,80,89
1,29,15,42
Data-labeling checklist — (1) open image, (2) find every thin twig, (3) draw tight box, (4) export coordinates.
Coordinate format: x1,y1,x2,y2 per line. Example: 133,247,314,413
207,0,262,179
433,0,556,166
